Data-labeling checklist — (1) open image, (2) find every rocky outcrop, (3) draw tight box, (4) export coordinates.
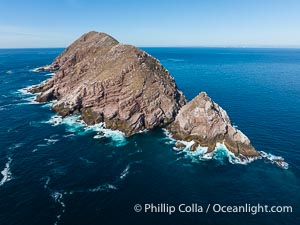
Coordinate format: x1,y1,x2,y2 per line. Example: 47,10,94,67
31,31,259,158
35,64,59,72
30,31,186,136
168,92,260,158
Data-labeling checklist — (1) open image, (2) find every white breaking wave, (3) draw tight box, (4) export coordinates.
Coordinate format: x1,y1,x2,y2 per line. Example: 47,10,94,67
162,128,176,141
15,86,41,105
171,138,288,169
33,135,59,152
21,96,40,105
81,122,127,146
18,86,128,147
60,114,85,131
166,58,185,62
87,184,118,193
172,140,259,165
259,151,289,169
17,85,38,95
93,135,102,139
0,157,13,186
138,129,149,134
30,67,40,72
175,140,205,152
88,124,128,147
44,138,59,144
162,128,176,145
41,100,57,108
43,114,128,147
43,115,85,132
45,72,55,76
44,115,85,133
43,115,63,126
120,164,130,180
200,143,259,165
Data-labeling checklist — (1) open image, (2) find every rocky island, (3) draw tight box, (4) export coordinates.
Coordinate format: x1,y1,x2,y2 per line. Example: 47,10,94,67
31,31,259,159
168,92,259,157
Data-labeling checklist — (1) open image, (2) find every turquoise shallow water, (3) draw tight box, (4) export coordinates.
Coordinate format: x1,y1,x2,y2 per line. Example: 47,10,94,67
0,48,299,225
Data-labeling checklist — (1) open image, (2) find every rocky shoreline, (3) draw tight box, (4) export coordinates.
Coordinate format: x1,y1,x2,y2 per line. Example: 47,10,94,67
30,31,259,159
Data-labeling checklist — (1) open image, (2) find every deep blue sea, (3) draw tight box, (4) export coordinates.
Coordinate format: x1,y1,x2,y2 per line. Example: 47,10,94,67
0,48,299,225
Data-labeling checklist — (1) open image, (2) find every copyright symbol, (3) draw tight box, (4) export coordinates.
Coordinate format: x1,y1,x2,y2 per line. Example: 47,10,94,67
134,204,142,212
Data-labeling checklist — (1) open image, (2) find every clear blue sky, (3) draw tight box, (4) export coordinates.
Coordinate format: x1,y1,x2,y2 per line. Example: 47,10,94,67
1,0,300,48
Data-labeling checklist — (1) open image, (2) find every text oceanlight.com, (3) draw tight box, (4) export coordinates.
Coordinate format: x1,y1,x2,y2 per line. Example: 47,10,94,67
133,203,293,215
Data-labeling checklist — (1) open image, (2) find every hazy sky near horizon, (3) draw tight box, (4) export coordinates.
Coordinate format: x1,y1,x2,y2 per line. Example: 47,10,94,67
0,0,300,48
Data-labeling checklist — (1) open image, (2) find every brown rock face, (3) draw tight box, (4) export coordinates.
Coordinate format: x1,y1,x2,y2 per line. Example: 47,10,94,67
31,31,259,158
31,31,186,136
168,92,260,158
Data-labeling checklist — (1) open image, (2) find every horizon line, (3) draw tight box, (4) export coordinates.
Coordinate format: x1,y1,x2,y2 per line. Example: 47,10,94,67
0,45,300,49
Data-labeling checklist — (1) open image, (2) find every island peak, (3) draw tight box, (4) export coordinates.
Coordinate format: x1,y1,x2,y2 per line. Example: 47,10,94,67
31,31,186,136
31,31,259,158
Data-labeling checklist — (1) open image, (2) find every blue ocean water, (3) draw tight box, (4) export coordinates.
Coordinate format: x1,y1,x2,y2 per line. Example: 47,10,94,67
0,48,299,225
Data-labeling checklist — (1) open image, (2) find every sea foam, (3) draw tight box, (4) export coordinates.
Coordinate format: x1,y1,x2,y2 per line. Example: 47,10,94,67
259,151,289,169
203,143,259,165
15,86,41,105
44,114,128,147
45,72,55,77
0,157,13,186
41,100,57,108
86,123,128,147
120,164,130,180
162,128,176,145
172,138,260,166
87,184,118,193
17,85,37,95
172,138,288,168
51,191,66,225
